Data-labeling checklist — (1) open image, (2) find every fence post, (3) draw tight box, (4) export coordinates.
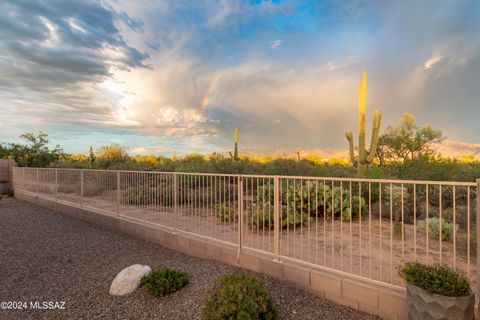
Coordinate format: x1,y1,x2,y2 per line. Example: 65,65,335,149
476,179,480,301
274,176,280,261
55,168,58,200
36,168,39,196
80,170,84,208
173,173,178,233
116,171,120,218
237,175,243,260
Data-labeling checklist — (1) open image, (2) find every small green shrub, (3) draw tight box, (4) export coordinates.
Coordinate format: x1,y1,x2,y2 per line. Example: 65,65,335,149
417,217,457,241
82,183,104,197
257,183,274,204
281,206,309,228
399,262,471,297
383,184,409,223
140,267,189,297
245,203,275,230
216,202,237,222
202,273,278,320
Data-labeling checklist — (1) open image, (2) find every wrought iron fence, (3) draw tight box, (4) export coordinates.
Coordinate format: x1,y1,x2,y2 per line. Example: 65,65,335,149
12,167,479,291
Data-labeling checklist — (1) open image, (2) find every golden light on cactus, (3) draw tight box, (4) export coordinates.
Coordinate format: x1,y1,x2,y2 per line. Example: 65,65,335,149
346,71,382,176
229,128,239,161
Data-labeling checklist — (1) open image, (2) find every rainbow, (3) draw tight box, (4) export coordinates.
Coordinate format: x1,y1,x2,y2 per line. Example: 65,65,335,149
199,74,219,109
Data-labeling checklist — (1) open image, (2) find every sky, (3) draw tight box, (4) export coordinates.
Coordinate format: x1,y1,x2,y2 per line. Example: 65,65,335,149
0,0,479,156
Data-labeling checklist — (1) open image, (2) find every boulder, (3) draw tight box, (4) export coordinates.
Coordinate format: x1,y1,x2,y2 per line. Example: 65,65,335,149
109,264,151,296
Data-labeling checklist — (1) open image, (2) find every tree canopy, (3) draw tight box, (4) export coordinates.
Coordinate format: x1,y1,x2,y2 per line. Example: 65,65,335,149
377,113,444,164
0,131,63,167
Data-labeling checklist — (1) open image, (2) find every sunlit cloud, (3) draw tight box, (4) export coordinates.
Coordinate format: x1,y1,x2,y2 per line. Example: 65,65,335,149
424,55,443,70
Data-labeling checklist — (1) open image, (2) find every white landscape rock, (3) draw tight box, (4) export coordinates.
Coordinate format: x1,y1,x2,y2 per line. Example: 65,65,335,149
109,264,152,296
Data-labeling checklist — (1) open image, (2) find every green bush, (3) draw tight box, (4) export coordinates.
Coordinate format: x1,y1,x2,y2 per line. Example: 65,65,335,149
121,186,172,205
281,206,310,228
202,273,278,320
399,262,471,297
216,202,237,222
257,183,274,204
140,267,189,297
417,217,457,241
282,181,366,221
245,203,275,230
244,202,308,230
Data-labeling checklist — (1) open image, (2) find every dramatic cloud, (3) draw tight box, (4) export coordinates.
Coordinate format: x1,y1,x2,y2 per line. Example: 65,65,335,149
1,0,479,155
0,0,149,138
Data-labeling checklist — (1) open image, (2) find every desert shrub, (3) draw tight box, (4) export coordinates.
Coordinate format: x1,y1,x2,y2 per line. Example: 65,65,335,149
244,203,274,230
382,185,409,217
216,202,237,222
244,202,308,230
399,262,471,297
53,152,480,183
82,183,104,197
121,186,172,205
257,182,274,204
263,158,314,176
202,273,278,320
96,143,128,163
281,206,310,228
282,181,366,221
140,267,189,297
329,188,366,222
282,180,321,211
417,217,457,241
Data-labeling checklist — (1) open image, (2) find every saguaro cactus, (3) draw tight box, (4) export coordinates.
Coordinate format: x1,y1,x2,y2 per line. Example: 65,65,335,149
88,146,95,168
229,128,239,161
346,71,382,176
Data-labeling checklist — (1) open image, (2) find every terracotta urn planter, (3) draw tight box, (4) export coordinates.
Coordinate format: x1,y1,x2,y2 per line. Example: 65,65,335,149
406,283,475,320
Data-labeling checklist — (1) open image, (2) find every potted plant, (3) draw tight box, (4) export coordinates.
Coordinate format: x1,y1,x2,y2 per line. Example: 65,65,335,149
0,180,9,195
399,262,474,320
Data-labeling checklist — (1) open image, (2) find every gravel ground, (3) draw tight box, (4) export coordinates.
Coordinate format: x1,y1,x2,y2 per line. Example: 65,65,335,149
0,197,378,320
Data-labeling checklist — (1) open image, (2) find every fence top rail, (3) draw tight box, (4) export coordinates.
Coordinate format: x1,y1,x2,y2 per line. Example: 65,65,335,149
14,167,477,187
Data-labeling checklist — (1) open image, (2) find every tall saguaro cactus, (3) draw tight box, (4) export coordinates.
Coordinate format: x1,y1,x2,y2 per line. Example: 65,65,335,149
346,71,382,176
229,128,239,161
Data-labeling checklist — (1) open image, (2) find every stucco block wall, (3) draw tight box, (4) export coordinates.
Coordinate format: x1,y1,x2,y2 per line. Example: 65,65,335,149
0,159,16,193
0,159,16,182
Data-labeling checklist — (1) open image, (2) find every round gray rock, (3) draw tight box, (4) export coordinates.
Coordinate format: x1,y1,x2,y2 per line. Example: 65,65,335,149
109,264,152,296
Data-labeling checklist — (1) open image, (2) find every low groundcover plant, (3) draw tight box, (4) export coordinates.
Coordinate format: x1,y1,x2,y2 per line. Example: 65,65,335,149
140,267,189,297
202,272,278,320
399,262,471,297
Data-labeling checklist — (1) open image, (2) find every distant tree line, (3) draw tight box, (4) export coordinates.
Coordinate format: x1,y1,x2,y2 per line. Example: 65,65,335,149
0,114,478,182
